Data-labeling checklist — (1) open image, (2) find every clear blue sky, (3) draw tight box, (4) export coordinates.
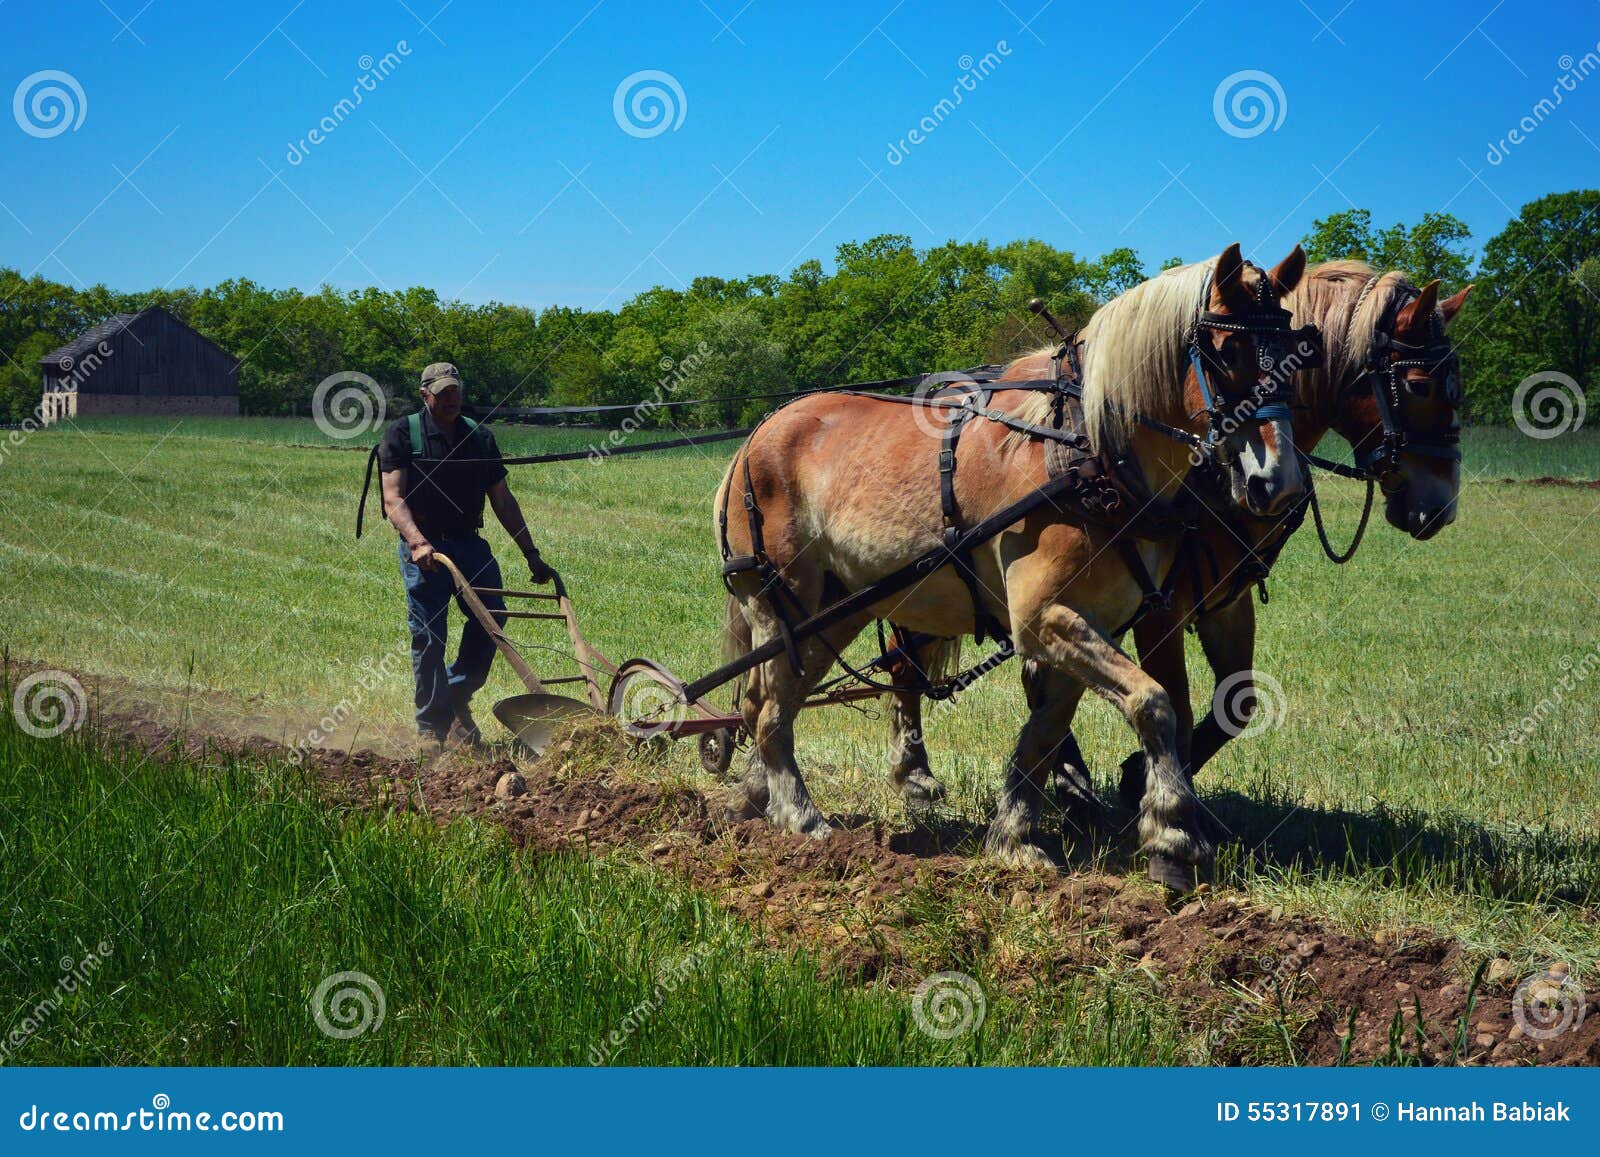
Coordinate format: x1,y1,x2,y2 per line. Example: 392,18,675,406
2,0,1597,310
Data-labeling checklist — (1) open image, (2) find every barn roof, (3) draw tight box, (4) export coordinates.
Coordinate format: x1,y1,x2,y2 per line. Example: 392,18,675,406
38,311,145,366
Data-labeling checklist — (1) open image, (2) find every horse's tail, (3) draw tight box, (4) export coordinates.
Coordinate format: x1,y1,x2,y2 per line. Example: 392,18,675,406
915,635,962,685
720,590,752,709
885,627,961,690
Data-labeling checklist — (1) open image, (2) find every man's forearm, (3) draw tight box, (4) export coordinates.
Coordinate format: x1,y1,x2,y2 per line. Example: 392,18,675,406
388,497,429,548
491,491,538,555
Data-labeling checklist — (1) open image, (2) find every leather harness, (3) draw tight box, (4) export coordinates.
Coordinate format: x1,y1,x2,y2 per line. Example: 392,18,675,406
714,268,1314,696
1171,279,1465,620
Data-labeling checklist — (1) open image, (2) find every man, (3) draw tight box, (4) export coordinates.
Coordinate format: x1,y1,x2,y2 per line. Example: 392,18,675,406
378,362,553,760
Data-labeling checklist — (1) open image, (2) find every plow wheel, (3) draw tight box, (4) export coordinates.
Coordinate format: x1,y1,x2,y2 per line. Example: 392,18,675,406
697,728,737,778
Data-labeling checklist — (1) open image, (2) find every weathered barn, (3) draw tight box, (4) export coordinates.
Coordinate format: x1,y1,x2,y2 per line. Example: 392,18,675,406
38,306,240,423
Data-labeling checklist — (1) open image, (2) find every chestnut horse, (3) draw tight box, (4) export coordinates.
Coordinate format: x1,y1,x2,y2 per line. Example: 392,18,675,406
1109,261,1471,796
715,244,1310,891
884,261,1470,822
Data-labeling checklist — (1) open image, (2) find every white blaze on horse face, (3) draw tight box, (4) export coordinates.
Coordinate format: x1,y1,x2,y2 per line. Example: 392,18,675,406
1230,415,1305,517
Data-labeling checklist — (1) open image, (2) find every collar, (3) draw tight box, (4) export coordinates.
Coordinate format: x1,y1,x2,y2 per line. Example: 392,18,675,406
421,406,466,446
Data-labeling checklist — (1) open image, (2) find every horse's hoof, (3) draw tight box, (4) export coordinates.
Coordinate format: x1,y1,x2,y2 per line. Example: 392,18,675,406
723,791,764,823
1146,852,1205,895
983,831,1057,872
768,804,832,838
1118,753,1147,809
900,770,946,808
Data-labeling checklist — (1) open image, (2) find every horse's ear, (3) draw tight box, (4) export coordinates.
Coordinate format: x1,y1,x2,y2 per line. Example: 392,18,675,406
1396,279,1441,333
1211,243,1248,310
1267,245,1306,298
1439,284,1473,326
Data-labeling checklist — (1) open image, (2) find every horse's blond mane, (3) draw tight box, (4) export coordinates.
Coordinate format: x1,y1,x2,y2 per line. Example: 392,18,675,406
1005,259,1218,452
1284,260,1425,414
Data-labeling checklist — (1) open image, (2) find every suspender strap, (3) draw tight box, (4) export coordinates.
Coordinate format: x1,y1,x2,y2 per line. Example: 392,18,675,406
355,444,381,539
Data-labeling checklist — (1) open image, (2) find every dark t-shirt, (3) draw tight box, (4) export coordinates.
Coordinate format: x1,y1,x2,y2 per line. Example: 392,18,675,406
376,411,508,540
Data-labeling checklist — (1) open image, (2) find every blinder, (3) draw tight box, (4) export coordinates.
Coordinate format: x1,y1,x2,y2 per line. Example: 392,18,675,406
1350,294,1463,480
1188,266,1321,451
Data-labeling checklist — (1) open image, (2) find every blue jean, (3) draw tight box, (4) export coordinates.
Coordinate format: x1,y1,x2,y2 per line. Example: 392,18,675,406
398,534,506,738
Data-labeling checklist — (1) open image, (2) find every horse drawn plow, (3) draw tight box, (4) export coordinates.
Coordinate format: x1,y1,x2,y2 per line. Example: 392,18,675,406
431,552,888,776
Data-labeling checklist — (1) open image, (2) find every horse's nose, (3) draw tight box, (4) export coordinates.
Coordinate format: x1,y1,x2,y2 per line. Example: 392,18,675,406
1246,475,1273,514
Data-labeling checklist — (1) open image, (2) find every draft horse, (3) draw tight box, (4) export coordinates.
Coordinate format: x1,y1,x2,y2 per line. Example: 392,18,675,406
715,244,1313,890
1109,261,1471,797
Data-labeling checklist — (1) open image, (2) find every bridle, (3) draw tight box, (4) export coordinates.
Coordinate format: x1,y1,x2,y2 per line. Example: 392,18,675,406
1187,264,1324,460
1340,276,1463,487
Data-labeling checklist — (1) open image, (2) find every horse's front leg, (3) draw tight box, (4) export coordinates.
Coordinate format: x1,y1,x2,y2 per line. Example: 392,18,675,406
1190,594,1257,775
1119,604,1195,807
1030,664,1107,839
984,662,1085,871
1012,603,1212,892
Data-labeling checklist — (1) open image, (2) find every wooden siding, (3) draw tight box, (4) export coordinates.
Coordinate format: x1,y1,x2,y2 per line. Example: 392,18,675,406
41,308,238,397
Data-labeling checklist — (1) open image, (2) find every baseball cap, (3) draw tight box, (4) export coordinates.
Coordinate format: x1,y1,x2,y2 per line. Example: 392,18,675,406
421,362,463,395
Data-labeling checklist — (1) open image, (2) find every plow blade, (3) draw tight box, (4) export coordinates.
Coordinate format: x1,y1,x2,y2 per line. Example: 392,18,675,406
492,693,604,754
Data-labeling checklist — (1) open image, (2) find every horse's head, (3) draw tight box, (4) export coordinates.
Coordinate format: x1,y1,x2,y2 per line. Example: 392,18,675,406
1187,243,1315,517
1335,278,1471,540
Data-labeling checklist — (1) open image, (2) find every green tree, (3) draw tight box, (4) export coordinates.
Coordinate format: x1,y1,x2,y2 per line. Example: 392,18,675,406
1459,189,1600,422
1302,209,1473,287
673,305,788,426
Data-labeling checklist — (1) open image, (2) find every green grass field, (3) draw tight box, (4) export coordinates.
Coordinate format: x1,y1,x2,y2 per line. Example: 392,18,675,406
0,718,1183,1065
1,415,1598,1063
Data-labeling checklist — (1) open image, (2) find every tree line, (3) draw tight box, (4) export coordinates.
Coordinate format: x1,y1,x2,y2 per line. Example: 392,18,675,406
3,189,1595,427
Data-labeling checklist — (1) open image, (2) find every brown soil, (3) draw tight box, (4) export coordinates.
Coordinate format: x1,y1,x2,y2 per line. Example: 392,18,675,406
11,658,1597,1067
1520,476,1600,489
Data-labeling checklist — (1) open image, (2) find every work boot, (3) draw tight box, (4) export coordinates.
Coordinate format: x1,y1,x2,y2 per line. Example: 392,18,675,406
448,702,484,751
418,733,446,763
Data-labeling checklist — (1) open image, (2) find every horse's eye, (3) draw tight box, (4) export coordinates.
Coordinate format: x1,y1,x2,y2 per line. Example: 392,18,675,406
1404,378,1432,398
